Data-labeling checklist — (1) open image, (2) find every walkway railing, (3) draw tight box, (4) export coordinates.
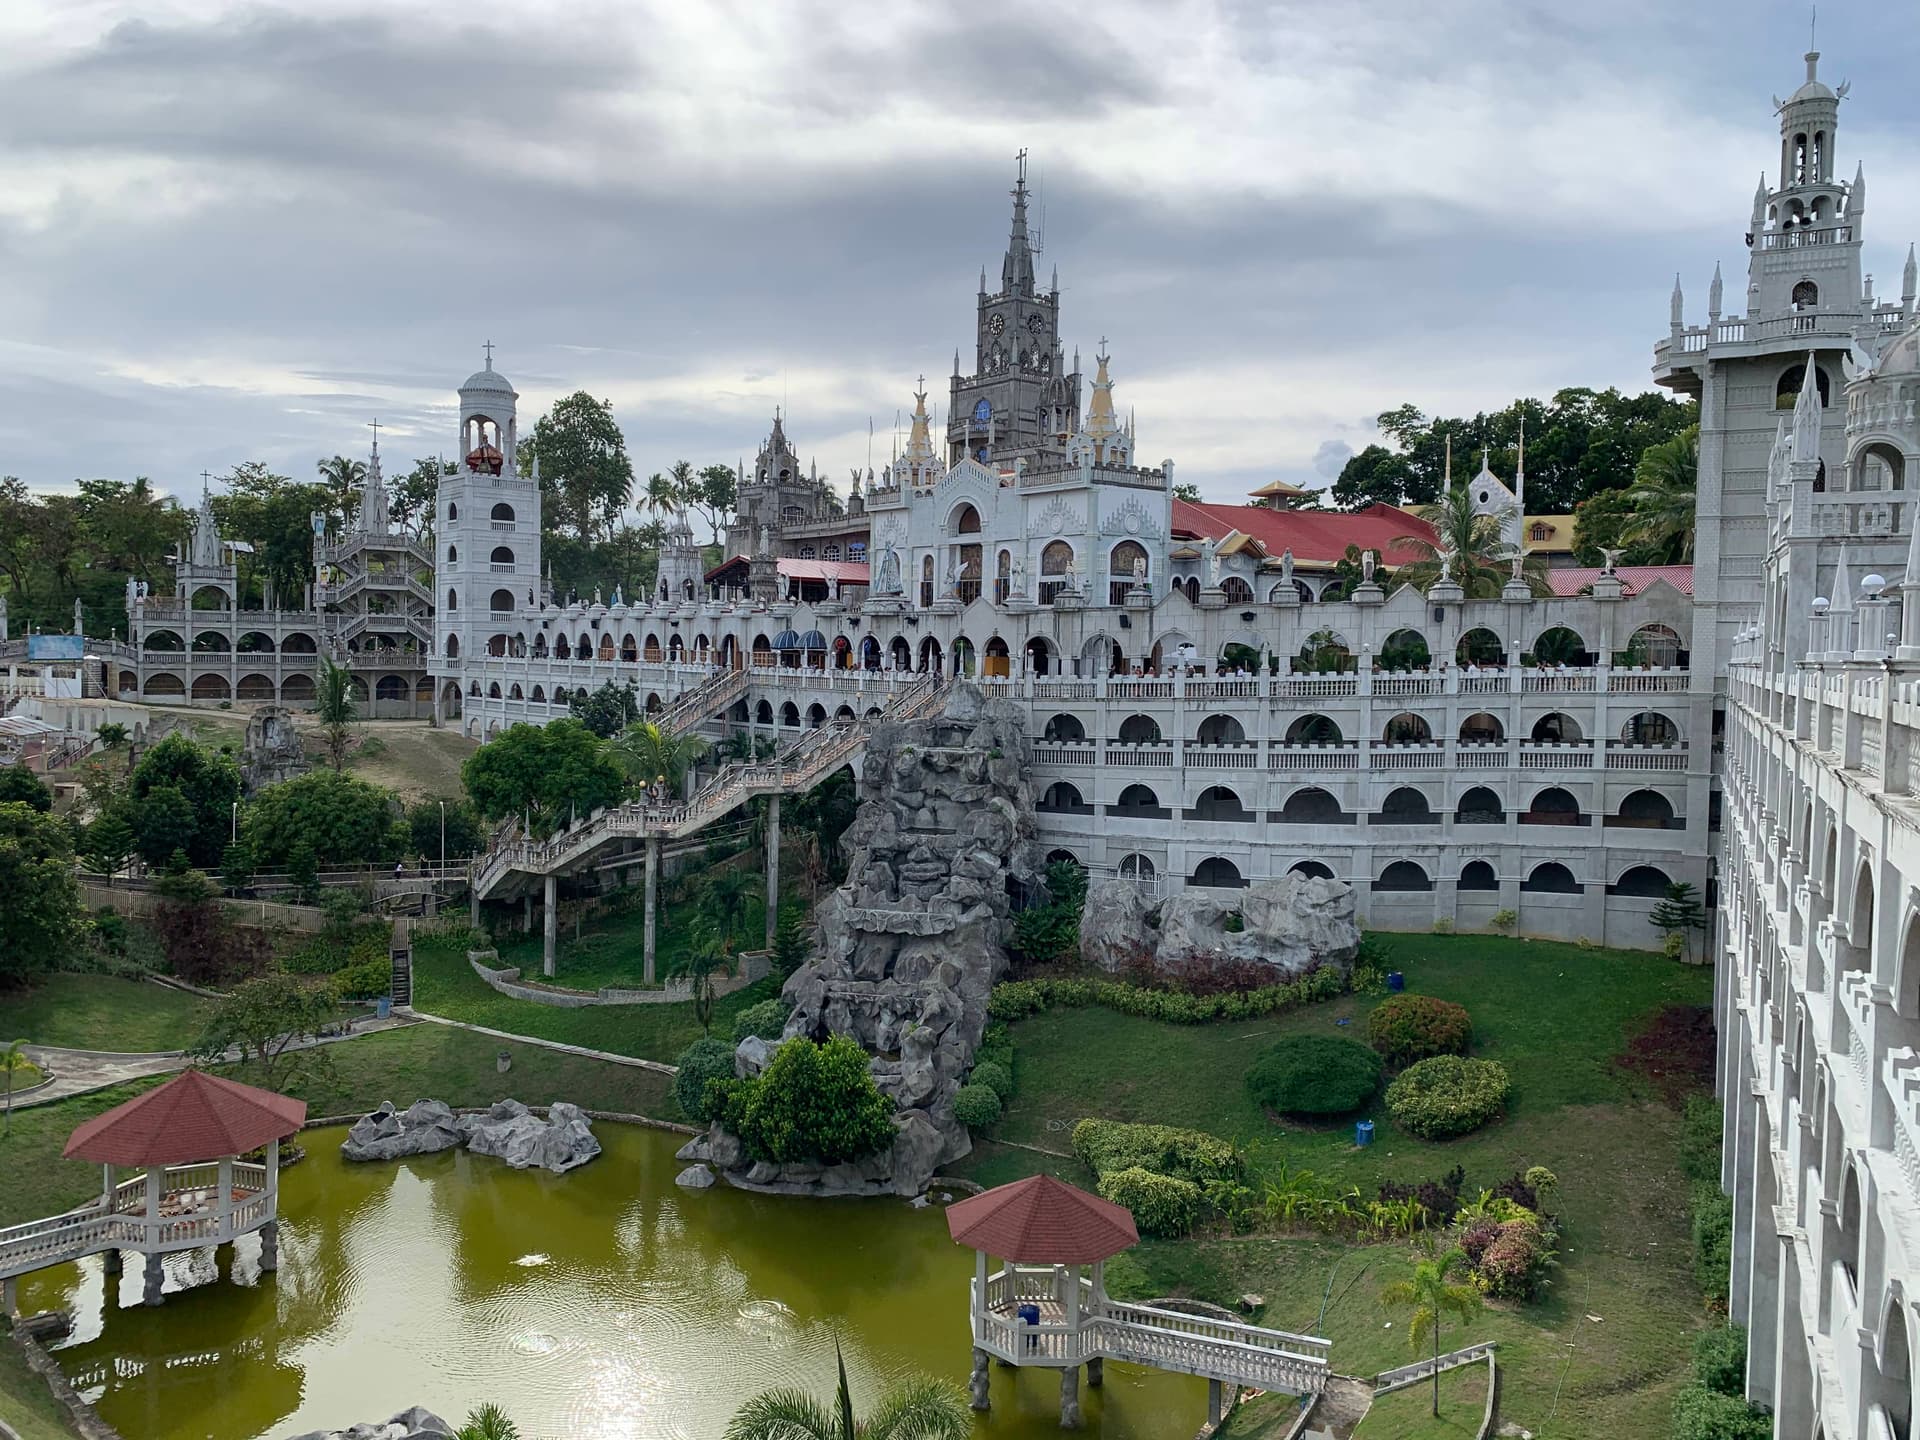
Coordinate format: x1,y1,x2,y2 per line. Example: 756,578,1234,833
0,1162,272,1281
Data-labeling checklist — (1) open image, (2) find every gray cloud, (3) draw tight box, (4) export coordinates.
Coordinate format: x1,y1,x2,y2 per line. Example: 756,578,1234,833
0,1,1914,506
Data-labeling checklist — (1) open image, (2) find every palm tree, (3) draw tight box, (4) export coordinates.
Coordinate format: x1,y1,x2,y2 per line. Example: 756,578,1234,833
455,1404,519,1440
316,455,367,528
726,1342,970,1440
643,470,679,521
315,658,358,772
611,719,709,796
1394,484,1547,599
701,866,763,949
1620,424,1699,564
1380,1248,1482,1418
2,1039,33,1136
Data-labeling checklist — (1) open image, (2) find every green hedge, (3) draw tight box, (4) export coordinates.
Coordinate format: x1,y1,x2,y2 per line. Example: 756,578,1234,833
673,1037,737,1123
970,1060,1013,1101
731,998,790,1044
330,951,392,1001
1384,1055,1511,1138
1071,1119,1243,1186
1246,1034,1382,1116
989,965,1344,1026
1670,1385,1771,1440
952,1082,1003,1131
1097,1166,1201,1238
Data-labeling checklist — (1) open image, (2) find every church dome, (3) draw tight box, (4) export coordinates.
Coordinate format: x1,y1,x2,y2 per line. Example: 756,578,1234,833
1875,317,1920,378
461,363,517,399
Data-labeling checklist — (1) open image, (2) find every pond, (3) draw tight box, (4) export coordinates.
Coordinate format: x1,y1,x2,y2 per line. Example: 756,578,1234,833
19,1125,1205,1440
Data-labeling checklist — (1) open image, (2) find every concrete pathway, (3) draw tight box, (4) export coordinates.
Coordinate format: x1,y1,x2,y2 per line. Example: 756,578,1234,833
15,1017,420,1110
405,1009,678,1076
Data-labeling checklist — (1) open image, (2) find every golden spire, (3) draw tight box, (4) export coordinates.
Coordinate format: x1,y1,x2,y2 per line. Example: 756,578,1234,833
1085,339,1117,446
904,377,935,463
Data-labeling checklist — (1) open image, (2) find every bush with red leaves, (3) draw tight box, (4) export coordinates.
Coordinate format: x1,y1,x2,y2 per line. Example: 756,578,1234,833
1615,1003,1716,1105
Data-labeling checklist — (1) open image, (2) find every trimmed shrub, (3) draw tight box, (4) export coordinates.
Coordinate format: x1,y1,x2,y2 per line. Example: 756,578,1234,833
1692,1326,1747,1399
728,1035,896,1165
1365,994,1473,1067
1670,1385,1771,1440
1246,1034,1383,1117
1385,1055,1510,1138
1071,1119,1244,1186
988,965,1346,1026
952,1083,1003,1131
970,1060,1014,1101
731,998,790,1044
330,951,392,1001
672,1037,737,1124
1097,1166,1201,1238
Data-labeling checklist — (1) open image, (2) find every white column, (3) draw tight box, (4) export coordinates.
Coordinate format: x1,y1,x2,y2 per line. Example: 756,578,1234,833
216,1155,233,1238
975,1248,988,1329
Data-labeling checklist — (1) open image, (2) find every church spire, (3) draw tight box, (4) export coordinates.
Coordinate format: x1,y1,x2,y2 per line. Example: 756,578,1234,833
1001,150,1036,297
1903,243,1917,314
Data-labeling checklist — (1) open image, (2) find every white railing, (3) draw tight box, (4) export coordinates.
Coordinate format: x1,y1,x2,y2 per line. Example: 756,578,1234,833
1184,743,1260,770
0,1162,273,1281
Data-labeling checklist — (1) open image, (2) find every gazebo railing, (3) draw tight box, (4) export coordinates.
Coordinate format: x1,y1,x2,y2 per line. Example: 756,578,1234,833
0,1161,274,1280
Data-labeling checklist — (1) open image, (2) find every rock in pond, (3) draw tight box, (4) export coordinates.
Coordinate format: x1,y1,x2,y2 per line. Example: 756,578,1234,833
340,1101,464,1162
675,1164,716,1189
282,1405,454,1439
462,1099,602,1174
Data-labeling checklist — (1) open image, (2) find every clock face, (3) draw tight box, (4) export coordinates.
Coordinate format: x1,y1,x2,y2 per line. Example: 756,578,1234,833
974,399,992,424
1026,313,1045,335
987,314,1006,336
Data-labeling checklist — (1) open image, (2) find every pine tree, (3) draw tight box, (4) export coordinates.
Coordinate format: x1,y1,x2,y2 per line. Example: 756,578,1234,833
1649,881,1707,960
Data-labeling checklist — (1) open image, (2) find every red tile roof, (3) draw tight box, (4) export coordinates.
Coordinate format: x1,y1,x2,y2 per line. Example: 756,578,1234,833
1541,564,1695,598
1171,500,1435,568
704,557,870,584
946,1173,1140,1263
63,1069,307,1167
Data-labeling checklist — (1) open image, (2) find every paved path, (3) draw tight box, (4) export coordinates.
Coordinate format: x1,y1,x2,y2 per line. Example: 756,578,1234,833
405,1009,678,1076
15,1018,420,1110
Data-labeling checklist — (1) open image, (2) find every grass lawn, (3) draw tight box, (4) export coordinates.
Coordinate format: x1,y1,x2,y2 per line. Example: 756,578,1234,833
491,883,778,993
0,1022,676,1231
6,974,218,1052
1217,1388,1311,1439
948,934,1715,1440
410,934,778,1065
5,1059,45,1092
1354,1365,1491,1439
0,1341,77,1440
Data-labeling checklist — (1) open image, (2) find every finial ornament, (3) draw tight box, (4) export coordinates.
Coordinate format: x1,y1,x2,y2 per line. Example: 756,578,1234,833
482,339,494,367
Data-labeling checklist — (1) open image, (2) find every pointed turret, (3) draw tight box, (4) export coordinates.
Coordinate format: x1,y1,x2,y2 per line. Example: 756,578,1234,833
1001,156,1036,297
1670,273,1685,328
1903,244,1917,313
360,429,392,535
1791,351,1823,465
1852,161,1866,213
1751,173,1768,230
1831,545,1854,613
904,381,935,463
1709,262,1724,320
1085,345,1118,444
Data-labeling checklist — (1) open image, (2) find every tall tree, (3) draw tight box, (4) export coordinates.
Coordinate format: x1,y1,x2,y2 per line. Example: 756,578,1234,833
130,734,241,867
462,718,626,838
1380,1249,1482,1418
1331,444,1415,510
1394,485,1547,598
212,463,332,608
393,458,453,542
315,658,359,771
0,801,84,986
611,719,709,794
523,392,635,543
1619,425,1700,563
688,463,739,546
315,455,367,527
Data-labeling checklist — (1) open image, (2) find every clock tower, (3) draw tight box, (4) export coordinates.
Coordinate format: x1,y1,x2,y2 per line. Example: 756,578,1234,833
947,153,1082,469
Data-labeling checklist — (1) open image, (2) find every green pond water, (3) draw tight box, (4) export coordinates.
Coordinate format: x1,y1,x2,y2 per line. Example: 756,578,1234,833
20,1125,1208,1440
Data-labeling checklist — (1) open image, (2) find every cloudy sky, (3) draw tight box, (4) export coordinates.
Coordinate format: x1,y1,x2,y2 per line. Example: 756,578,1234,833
2,0,1916,509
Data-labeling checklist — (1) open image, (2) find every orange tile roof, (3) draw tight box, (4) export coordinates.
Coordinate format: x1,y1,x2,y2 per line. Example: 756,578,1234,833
1171,499,1435,568
946,1173,1140,1263
63,1069,306,1167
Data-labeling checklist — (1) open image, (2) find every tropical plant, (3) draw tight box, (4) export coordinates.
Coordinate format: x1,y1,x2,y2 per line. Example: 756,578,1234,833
1379,1249,1482,1417
315,454,367,527
1620,424,1699,563
725,1342,969,1440
570,681,640,739
1098,1165,1201,1237
0,765,53,812
455,1404,520,1440
612,719,710,796
1246,1034,1383,1116
672,1036,738,1124
2,1038,33,1135
1650,881,1708,961
190,974,340,1091
1394,481,1549,598
315,657,358,772
700,865,762,949
685,928,733,1036
0,801,86,986
714,1035,896,1166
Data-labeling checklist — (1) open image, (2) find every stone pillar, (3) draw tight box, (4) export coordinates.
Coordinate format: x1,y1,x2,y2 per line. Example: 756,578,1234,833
1208,1378,1224,1424
469,885,481,928
1086,1357,1103,1388
1,1276,15,1317
765,793,782,950
143,1252,165,1306
644,835,660,985
969,1347,991,1412
543,872,557,978
103,1248,122,1278
1059,1365,1081,1430
259,1219,279,1273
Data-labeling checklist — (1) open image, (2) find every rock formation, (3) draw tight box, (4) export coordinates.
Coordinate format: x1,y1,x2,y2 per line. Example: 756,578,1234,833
284,1405,452,1439
340,1099,601,1174
1080,872,1361,977
703,683,1041,1198
241,705,309,792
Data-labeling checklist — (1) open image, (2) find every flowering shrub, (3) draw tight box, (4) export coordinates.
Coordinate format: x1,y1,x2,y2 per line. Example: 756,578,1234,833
1385,1055,1511,1138
1071,1119,1244,1186
1097,1166,1202,1238
1459,1213,1556,1300
988,965,1345,1025
1365,994,1473,1067
1246,1035,1383,1116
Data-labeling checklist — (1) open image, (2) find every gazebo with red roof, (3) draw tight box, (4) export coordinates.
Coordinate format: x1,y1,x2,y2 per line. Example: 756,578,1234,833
0,1070,305,1311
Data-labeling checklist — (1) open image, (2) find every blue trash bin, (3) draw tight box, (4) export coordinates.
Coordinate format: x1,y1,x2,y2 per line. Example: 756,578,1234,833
376,996,392,1019
1017,1302,1041,1352
1355,1120,1375,1147
1386,971,1406,992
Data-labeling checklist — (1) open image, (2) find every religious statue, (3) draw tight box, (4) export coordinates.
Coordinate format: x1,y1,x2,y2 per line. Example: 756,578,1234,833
1063,553,1079,589
611,585,622,607
126,576,139,616
943,553,960,597
1361,549,1376,583
1202,536,1221,588
72,598,83,636
1279,548,1294,584
876,542,902,595
1132,555,1148,581
1011,551,1029,596
1599,547,1622,576
190,496,223,568
757,523,772,556
1438,548,1453,584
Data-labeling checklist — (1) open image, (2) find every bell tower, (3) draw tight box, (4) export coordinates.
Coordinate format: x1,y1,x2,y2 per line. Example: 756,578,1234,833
1745,49,1862,326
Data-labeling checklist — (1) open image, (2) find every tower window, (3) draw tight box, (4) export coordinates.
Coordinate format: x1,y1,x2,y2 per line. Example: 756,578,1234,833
1792,280,1818,309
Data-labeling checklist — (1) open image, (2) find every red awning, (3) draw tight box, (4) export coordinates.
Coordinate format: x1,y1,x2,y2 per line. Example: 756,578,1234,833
946,1173,1140,1263
63,1069,307,1167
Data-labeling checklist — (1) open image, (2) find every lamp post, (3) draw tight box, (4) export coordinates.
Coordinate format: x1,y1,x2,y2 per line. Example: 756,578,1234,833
230,801,238,844
439,800,446,870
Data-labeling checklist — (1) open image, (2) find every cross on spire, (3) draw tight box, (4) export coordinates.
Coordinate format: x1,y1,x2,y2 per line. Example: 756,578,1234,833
1016,147,1028,184
482,339,494,367
368,418,382,449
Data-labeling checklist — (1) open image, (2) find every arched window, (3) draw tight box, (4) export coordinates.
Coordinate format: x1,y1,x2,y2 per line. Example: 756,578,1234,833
1189,786,1252,822
1112,784,1166,818
1117,714,1162,744
1119,853,1156,882
1221,576,1253,603
1522,862,1581,894
489,589,514,613
1040,541,1075,605
444,635,459,658
446,589,458,611
1522,787,1582,826
1459,860,1498,891
448,502,458,521
1375,861,1432,893
1382,712,1432,745
1610,865,1674,897
952,503,982,535
1459,712,1503,744
1109,541,1149,605
490,545,515,565
1456,787,1504,824
1290,861,1336,881
1280,787,1344,823
1620,711,1681,746
1530,713,1584,744
1040,782,1089,814
1380,787,1435,824
1190,857,1245,889
1455,627,1504,666
1043,713,1086,743
1791,279,1818,309
491,502,515,522
1195,714,1245,745
1284,714,1342,746
447,545,458,564
1528,627,1588,666
1379,628,1431,671
1777,364,1831,410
